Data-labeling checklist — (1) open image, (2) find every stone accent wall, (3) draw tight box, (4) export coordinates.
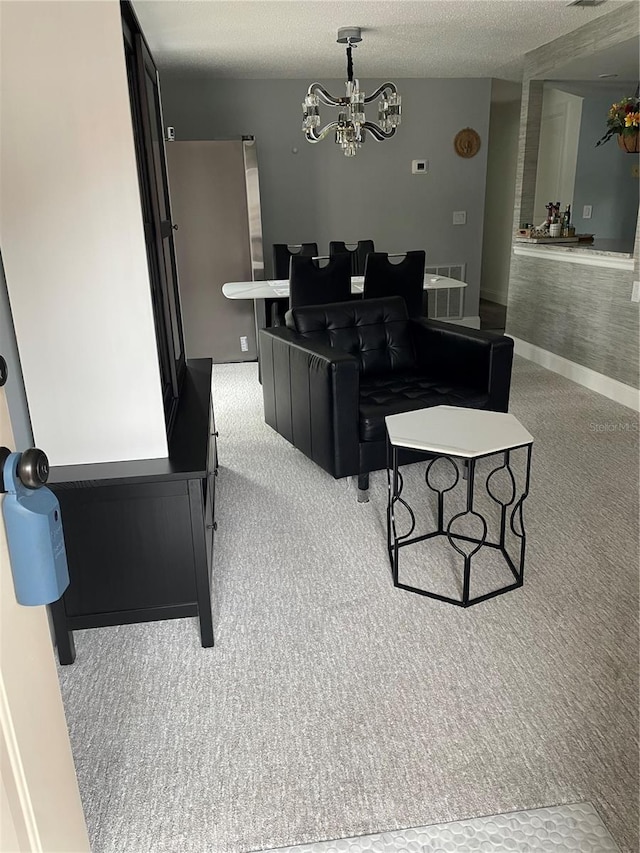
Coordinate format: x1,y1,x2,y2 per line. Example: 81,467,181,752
508,256,639,388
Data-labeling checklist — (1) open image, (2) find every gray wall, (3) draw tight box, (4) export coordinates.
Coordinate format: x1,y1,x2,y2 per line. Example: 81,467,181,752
160,76,492,316
481,80,522,306
572,91,639,247
0,253,33,449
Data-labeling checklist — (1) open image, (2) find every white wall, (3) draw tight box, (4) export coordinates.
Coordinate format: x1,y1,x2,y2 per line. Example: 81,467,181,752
480,80,522,306
160,76,492,316
0,252,33,448
0,0,167,466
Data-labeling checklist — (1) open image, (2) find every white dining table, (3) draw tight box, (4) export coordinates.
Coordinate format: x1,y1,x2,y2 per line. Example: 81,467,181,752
222,274,467,379
222,274,467,302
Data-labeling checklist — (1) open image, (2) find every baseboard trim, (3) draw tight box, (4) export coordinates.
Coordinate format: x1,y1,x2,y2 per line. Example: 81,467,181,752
510,336,640,411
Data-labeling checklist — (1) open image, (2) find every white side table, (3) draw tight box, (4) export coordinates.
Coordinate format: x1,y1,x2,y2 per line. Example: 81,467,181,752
385,406,533,607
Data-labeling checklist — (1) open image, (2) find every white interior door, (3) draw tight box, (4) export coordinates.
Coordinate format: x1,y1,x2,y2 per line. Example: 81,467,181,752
0,385,90,852
533,88,583,225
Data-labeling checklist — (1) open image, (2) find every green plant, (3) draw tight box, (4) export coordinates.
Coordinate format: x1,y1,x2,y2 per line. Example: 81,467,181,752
596,95,640,146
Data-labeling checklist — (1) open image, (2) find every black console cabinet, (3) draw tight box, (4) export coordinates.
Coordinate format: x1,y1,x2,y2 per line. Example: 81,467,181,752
48,359,217,664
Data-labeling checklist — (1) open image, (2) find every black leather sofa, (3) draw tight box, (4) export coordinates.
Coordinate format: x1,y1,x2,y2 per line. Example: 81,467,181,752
260,296,514,499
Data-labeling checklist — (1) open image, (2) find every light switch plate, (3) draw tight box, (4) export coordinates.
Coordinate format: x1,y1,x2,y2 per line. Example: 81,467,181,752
582,205,592,219
412,159,429,174
453,211,467,225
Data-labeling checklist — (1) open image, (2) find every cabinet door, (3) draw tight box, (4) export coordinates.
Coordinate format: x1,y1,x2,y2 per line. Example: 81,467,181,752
57,481,197,616
204,406,217,579
204,490,215,582
209,399,218,473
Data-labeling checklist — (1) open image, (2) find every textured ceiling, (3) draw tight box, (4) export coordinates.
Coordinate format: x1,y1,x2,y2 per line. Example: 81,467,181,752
132,0,631,80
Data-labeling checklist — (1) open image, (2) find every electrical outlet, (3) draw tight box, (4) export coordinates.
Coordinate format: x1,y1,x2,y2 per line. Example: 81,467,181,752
452,211,467,225
632,282,640,303
240,336,249,352
582,204,592,219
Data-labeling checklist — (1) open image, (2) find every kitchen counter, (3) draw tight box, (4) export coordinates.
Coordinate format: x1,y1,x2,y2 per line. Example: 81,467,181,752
574,239,635,257
513,237,635,269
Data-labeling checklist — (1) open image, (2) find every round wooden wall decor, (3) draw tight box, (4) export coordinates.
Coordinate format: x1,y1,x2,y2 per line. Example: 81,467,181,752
454,127,481,158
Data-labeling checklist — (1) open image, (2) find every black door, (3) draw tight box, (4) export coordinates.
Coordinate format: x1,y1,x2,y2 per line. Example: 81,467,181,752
122,3,185,434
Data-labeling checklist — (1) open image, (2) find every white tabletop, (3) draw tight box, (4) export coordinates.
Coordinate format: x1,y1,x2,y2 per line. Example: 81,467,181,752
222,275,467,300
385,406,533,458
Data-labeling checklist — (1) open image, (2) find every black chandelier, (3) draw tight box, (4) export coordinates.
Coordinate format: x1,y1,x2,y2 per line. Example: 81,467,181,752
302,27,402,158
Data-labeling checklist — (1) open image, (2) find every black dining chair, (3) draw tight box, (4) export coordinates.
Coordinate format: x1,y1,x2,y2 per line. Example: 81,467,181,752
289,253,352,310
362,251,427,318
329,240,375,276
273,243,318,278
270,243,319,325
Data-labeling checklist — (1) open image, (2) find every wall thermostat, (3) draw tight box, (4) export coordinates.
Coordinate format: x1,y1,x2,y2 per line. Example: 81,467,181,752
411,159,429,174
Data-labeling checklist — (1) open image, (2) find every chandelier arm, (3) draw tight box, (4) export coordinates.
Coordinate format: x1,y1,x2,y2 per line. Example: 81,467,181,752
362,122,398,141
363,83,399,103
305,121,340,143
307,82,342,107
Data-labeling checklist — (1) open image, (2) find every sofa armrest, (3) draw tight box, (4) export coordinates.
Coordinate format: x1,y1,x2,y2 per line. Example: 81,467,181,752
410,318,514,412
260,327,361,478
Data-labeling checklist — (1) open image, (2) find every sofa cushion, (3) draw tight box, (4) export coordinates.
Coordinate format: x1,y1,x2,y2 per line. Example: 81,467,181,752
286,296,415,378
359,374,490,443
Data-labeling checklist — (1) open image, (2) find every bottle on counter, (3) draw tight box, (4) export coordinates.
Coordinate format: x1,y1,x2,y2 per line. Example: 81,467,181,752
545,202,554,228
564,204,575,237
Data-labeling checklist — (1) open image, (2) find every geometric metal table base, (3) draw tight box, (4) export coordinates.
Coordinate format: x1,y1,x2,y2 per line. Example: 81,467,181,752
387,442,533,607
263,802,622,852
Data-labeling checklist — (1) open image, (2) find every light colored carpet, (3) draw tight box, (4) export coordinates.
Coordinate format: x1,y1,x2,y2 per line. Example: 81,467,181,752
57,356,639,853
267,802,621,852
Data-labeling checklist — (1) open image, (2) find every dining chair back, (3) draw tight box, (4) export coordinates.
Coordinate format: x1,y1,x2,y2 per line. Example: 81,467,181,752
329,240,375,276
363,251,427,317
272,243,318,279
269,244,318,326
289,253,352,309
